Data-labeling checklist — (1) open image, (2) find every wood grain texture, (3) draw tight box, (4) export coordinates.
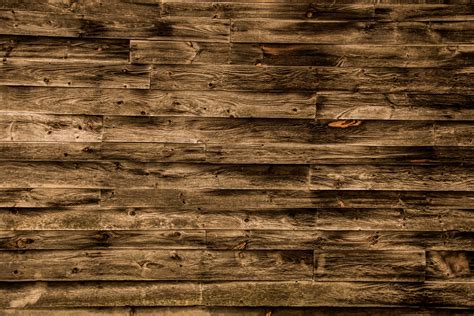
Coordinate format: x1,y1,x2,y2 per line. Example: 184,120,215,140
426,251,474,281
0,86,316,118
0,249,313,281
151,65,474,93
0,189,99,208
310,164,474,191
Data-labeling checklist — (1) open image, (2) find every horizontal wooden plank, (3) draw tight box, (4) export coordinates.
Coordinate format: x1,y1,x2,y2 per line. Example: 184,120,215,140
231,44,474,67
0,249,313,281
2,207,472,231
102,189,474,209
310,164,474,191
151,65,474,93
0,230,206,250
314,250,425,281
0,189,99,208
427,251,474,281
316,93,474,120
0,114,102,142
0,162,308,189
104,118,435,146
0,308,130,316
0,0,162,16
0,62,150,88
131,40,230,65
202,281,474,307
435,121,474,146
0,86,316,119
231,20,474,44
206,230,474,250
374,4,474,21
0,282,201,307
0,36,129,63
0,10,229,42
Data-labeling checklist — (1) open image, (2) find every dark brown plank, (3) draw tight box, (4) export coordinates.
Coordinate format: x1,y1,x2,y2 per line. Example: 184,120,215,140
202,281,474,307
231,44,474,67
0,282,201,308
0,162,308,189
0,0,162,16
104,117,434,146
374,4,474,21
316,93,474,120
0,189,99,208
310,165,474,191
0,230,206,250
435,121,474,146
427,251,474,281
0,62,150,88
0,86,316,119
0,249,313,281
0,114,102,142
131,40,230,65
0,36,129,63
206,230,474,251
102,189,474,209
231,20,474,44
151,65,474,93
0,10,229,42
314,250,425,281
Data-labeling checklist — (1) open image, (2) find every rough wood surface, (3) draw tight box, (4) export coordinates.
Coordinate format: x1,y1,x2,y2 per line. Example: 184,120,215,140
0,0,473,312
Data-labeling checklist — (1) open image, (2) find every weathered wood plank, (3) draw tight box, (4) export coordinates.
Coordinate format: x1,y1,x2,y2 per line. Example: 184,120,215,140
104,117,434,146
131,40,230,65
0,0,162,16
0,114,102,142
231,20,474,44
0,36,129,63
0,230,206,250
102,189,474,209
0,86,316,119
310,165,474,191
427,251,474,281
0,189,99,208
206,230,474,251
202,281,474,307
0,162,309,189
0,10,229,42
230,44,474,68
0,308,130,316
0,62,150,88
435,122,474,146
0,249,313,281
374,4,474,21
162,3,375,20
0,282,201,307
151,65,474,93
314,250,425,281
316,93,474,120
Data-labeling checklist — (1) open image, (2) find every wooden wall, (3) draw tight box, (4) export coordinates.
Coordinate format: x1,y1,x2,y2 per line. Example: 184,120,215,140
0,0,473,314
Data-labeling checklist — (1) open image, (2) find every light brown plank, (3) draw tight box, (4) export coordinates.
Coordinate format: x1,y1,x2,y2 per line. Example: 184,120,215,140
0,36,129,63
0,189,99,208
0,162,309,189
316,93,474,120
314,250,425,281
231,44,474,68
0,282,201,308
435,121,474,146
0,230,206,250
104,117,434,146
310,165,474,191
0,249,313,281
0,86,316,119
0,62,150,88
0,114,102,142
427,251,474,281
151,65,474,93
0,10,229,42
231,20,474,44
206,230,474,251
202,281,474,307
